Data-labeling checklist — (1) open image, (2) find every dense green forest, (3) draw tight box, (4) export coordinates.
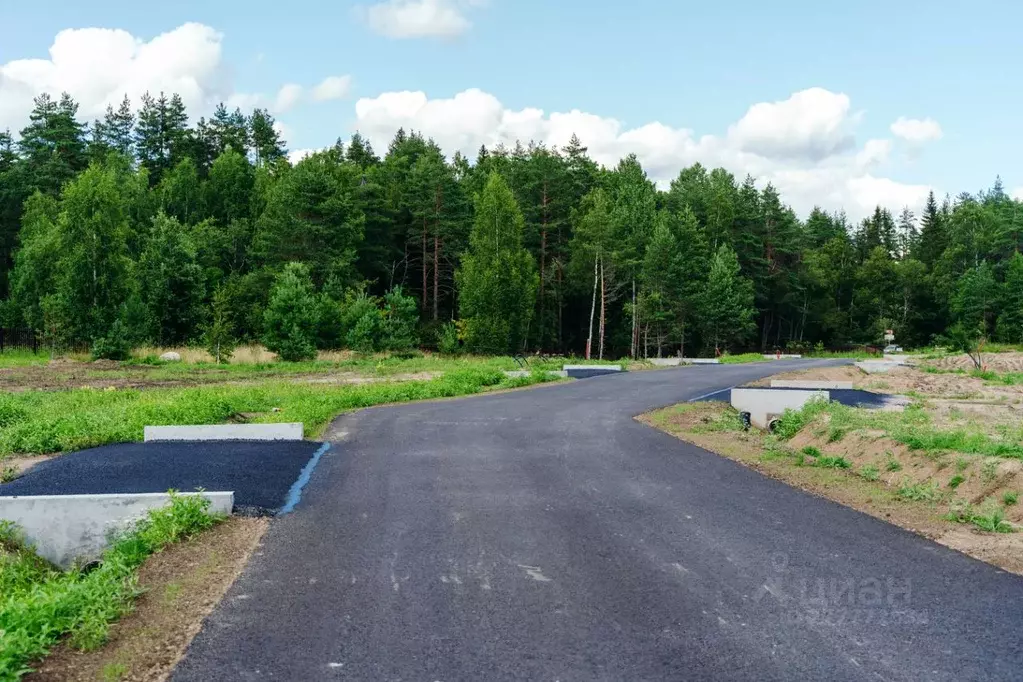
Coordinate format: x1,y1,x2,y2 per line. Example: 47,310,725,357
0,91,1018,359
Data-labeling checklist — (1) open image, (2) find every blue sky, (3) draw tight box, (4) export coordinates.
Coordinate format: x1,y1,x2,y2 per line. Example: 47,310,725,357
1,0,1018,216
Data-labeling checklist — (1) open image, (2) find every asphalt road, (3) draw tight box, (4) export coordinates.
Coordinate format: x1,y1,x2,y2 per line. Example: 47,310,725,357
173,362,1023,681
1,441,323,515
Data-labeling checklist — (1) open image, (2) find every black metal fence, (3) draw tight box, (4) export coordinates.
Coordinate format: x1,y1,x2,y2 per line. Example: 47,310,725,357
0,328,89,355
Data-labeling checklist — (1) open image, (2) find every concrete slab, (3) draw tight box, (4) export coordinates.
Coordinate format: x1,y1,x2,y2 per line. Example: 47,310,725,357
771,380,854,390
730,388,829,429
681,358,721,365
144,423,304,442
763,354,803,360
649,358,683,367
0,491,233,568
563,365,624,379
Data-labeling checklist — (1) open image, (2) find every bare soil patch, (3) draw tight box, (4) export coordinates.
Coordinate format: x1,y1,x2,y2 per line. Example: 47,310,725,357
756,362,1023,402
0,363,440,393
27,517,268,682
927,351,1023,373
1,454,54,478
640,402,1023,575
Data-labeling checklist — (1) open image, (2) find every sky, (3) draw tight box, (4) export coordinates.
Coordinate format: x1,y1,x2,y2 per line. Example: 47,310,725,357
1,0,1019,220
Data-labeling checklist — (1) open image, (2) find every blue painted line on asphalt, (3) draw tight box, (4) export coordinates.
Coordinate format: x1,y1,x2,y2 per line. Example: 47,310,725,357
280,442,331,515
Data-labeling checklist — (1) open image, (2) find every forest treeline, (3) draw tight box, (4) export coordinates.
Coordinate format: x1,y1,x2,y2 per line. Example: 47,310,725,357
0,91,1019,359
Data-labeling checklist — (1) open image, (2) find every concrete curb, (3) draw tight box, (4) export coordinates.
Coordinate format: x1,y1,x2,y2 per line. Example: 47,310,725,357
681,358,722,365
144,423,304,442
0,491,234,568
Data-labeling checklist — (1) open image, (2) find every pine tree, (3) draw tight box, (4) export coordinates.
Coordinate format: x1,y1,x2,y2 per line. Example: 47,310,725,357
249,109,286,167
915,190,946,267
103,95,135,158
263,262,319,361
700,244,755,353
456,172,538,354
952,261,999,335
18,93,87,195
997,252,1023,343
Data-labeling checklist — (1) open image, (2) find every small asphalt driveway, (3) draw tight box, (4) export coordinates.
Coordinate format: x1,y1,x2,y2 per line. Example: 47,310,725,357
173,362,1023,681
1,441,324,515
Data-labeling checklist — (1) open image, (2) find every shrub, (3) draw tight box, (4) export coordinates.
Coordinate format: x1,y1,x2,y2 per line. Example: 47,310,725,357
91,319,132,361
438,321,462,355
859,465,880,481
380,287,419,352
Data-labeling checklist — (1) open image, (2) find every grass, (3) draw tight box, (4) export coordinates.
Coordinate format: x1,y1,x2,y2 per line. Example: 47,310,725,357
1004,491,1019,506
0,494,221,679
0,350,81,369
773,398,1023,461
0,367,559,457
0,465,18,483
946,501,1016,533
897,479,942,502
859,464,880,481
718,353,766,365
813,456,852,469
948,475,965,489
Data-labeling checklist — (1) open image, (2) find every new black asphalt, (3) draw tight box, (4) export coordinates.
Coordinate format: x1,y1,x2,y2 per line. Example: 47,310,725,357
708,387,912,410
0,440,323,515
173,361,1023,681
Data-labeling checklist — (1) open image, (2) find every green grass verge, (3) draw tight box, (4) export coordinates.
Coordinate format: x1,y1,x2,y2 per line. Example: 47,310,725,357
0,368,561,457
718,353,766,364
0,494,220,679
773,397,1023,460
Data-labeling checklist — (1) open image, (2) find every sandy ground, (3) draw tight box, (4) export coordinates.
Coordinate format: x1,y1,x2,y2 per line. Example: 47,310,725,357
926,350,1023,373
27,517,269,682
0,362,442,393
641,403,1023,576
756,361,1023,401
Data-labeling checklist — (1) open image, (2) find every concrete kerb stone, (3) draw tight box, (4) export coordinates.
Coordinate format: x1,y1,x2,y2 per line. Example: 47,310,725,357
144,423,304,442
0,491,234,568
763,354,803,360
649,358,684,367
771,380,854,390
730,388,829,430
681,358,722,365
563,365,624,379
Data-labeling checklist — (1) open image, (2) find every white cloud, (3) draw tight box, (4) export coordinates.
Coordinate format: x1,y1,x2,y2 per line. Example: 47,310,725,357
728,87,856,161
360,0,485,39
288,148,320,164
312,75,352,102
274,83,303,113
0,23,231,131
353,87,931,220
890,116,943,144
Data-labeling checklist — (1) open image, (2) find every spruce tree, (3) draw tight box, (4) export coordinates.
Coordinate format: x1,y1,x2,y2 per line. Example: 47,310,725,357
700,244,755,353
